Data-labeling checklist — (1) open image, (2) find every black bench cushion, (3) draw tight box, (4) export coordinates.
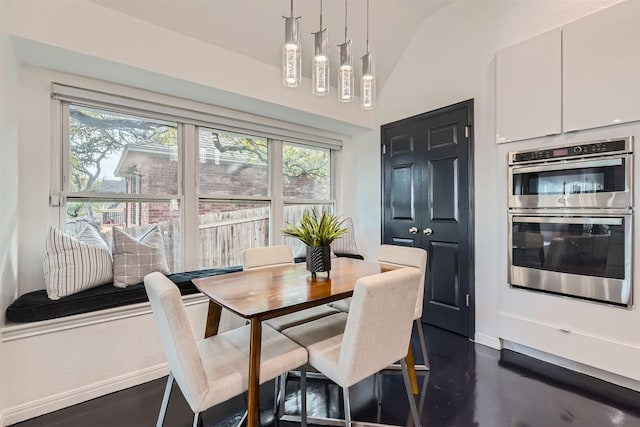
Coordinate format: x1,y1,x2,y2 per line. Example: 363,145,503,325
6,267,242,323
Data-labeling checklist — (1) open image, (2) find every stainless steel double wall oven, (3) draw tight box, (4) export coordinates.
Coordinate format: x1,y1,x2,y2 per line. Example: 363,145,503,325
508,137,633,306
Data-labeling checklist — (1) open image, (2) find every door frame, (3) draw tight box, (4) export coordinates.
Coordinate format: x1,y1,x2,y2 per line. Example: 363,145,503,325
380,99,475,339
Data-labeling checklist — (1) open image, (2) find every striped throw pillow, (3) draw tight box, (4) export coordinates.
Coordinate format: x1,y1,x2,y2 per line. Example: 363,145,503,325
44,226,113,300
330,218,360,256
112,225,170,288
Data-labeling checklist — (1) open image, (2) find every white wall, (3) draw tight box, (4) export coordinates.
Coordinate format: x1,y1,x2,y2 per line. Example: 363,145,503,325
342,130,381,261
0,0,21,423
357,0,640,388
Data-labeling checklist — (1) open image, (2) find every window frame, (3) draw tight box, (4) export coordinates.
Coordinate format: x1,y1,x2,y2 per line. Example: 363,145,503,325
52,85,342,271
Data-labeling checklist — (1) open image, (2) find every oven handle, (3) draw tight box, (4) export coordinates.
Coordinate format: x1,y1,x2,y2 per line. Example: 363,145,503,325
511,158,624,174
512,216,623,225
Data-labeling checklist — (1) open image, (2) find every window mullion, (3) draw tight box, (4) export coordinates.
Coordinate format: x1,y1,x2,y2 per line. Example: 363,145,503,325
182,123,198,271
52,100,67,229
332,148,342,214
271,139,284,245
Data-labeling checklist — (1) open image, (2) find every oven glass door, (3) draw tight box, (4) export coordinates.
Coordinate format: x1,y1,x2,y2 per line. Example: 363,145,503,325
509,155,631,209
509,214,632,306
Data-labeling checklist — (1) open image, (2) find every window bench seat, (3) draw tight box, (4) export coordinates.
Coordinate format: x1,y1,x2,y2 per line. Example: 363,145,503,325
6,267,243,323
5,253,363,324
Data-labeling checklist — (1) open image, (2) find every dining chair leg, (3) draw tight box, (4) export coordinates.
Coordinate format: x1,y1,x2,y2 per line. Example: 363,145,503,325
300,365,307,427
278,373,287,419
415,319,430,369
400,360,422,427
375,372,383,423
342,386,352,427
156,372,174,427
273,375,280,421
237,409,248,427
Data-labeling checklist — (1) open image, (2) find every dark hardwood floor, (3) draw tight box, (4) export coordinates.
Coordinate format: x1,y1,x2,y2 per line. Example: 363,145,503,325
11,324,640,427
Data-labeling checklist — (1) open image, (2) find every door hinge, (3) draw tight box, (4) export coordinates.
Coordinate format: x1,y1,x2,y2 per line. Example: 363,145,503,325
464,125,470,139
465,294,470,307
382,144,387,154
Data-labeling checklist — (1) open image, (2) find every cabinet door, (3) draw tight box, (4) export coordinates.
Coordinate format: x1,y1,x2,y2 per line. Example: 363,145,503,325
563,0,640,132
496,28,561,143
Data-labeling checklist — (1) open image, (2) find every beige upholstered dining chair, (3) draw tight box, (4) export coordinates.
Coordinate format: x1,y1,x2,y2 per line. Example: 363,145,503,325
283,267,423,427
144,272,308,427
242,244,295,270
377,245,429,368
332,244,430,368
242,245,340,332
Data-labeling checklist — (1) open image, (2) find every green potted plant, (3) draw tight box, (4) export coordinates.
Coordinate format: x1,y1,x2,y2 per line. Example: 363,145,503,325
282,210,348,277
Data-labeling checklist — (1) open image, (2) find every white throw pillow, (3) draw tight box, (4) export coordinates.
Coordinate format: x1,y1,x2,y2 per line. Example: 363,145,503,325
112,225,170,288
44,225,113,300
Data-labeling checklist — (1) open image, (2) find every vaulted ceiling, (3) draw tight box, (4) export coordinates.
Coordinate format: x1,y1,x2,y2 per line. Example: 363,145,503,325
91,0,453,94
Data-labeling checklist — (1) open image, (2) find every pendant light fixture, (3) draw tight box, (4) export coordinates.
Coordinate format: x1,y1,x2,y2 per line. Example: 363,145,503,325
312,0,329,96
282,0,301,88
337,0,354,102
360,0,375,109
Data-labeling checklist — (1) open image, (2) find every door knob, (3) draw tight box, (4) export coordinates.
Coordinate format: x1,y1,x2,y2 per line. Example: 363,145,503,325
423,228,433,235
409,227,418,234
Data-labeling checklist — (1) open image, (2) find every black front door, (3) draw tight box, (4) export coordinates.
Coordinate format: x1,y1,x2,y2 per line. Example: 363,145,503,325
382,100,474,338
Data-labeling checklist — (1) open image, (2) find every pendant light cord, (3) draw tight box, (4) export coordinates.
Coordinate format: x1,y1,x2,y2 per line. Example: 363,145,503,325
290,0,293,17
366,0,370,52
319,0,323,30
344,0,348,43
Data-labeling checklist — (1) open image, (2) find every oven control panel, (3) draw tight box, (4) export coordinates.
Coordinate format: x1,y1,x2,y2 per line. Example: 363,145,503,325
510,138,631,164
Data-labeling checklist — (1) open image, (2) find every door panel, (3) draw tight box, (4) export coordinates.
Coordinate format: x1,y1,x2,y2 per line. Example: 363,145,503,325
430,157,459,221
382,100,474,338
429,241,459,307
391,237,416,247
390,164,415,220
390,133,415,155
427,122,460,150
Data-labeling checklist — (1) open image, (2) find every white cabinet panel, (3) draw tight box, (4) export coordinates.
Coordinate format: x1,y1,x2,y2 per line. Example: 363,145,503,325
496,29,561,143
563,0,640,132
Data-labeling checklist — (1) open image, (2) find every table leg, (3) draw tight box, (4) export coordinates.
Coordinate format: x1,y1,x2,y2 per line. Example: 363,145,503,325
247,318,262,427
204,301,222,338
405,342,420,395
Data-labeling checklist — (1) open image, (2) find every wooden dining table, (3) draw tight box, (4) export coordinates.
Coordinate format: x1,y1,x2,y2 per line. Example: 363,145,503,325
193,257,418,427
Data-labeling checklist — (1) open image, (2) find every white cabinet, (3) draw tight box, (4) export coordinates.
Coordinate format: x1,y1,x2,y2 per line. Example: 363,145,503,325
496,29,562,143
496,1,640,142
563,0,640,132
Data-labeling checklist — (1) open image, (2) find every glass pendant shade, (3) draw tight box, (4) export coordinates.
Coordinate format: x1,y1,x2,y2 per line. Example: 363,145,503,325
282,16,301,87
312,29,329,96
338,40,354,102
361,51,376,109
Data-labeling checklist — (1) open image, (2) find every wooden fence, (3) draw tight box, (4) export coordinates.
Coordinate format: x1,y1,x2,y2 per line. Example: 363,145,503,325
198,205,331,268
198,208,270,268
67,204,332,271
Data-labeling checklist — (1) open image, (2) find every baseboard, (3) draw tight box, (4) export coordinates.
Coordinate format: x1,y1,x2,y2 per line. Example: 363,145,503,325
3,363,169,425
473,332,501,350
500,348,640,416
